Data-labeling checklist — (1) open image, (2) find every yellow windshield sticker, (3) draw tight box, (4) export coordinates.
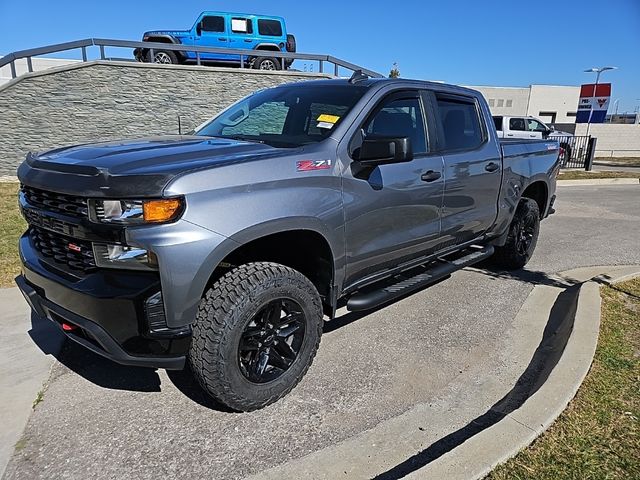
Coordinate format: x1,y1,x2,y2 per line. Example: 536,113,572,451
317,114,340,124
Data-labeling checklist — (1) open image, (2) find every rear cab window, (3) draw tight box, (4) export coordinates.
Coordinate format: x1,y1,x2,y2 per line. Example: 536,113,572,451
434,94,484,151
509,118,526,131
258,19,283,37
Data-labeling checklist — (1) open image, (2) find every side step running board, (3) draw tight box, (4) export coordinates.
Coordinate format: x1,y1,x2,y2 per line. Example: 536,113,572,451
346,245,494,312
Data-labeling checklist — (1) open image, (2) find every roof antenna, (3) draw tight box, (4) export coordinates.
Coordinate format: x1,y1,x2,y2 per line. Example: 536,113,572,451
349,69,369,84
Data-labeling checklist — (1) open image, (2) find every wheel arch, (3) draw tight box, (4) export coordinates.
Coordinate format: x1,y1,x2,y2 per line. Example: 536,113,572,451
197,222,339,317
520,180,549,218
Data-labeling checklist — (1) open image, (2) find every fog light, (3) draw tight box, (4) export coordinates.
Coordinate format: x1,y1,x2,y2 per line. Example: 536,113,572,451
93,244,157,271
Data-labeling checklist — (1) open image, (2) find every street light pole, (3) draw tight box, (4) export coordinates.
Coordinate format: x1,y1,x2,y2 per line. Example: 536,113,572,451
583,66,617,136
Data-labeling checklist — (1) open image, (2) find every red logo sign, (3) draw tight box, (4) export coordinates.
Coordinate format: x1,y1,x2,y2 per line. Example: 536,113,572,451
67,243,81,253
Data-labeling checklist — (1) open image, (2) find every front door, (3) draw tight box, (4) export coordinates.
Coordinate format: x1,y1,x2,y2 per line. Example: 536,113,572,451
342,91,444,287
194,14,232,61
433,93,502,246
526,118,547,139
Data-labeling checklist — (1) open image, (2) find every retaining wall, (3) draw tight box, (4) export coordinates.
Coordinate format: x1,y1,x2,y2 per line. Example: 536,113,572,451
0,61,331,175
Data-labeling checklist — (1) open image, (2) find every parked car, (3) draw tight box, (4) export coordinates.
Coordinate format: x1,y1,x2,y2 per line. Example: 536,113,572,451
133,11,296,70
493,115,574,163
16,75,560,411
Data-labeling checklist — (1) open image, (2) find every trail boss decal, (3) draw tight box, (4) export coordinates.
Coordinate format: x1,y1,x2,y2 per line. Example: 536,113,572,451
296,159,332,172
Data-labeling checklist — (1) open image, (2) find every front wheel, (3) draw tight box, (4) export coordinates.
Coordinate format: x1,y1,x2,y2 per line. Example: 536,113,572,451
147,49,178,64
189,262,323,411
491,198,540,270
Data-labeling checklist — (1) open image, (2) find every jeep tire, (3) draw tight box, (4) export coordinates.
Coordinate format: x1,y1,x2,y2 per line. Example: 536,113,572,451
252,56,281,71
189,262,323,411
148,49,178,64
491,198,540,270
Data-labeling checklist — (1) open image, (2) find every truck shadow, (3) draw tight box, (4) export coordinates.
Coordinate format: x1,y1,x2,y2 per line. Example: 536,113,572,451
28,312,162,393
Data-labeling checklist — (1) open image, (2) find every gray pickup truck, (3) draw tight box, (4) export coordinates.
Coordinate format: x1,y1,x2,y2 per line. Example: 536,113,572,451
16,74,560,411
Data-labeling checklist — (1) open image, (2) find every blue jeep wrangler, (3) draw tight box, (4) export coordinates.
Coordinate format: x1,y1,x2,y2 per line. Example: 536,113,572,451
134,11,296,70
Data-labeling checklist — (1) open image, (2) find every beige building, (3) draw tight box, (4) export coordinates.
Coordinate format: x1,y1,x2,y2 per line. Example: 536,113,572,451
467,84,581,125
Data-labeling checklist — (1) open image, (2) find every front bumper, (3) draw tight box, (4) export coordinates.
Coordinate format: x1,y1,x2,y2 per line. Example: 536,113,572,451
17,235,189,369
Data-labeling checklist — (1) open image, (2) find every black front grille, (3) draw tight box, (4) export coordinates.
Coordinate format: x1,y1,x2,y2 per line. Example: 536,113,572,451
21,185,88,218
30,226,96,272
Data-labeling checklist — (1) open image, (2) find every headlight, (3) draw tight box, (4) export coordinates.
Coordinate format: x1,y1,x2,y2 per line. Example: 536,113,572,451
88,198,184,224
93,244,158,271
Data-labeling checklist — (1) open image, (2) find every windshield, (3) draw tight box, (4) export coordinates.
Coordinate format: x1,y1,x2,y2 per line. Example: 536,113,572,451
195,84,368,148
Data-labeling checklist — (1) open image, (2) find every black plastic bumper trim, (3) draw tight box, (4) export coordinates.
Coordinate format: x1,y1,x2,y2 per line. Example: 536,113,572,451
15,275,186,370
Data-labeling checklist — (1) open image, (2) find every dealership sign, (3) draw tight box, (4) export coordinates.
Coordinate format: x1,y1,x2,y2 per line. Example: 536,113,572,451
576,83,611,123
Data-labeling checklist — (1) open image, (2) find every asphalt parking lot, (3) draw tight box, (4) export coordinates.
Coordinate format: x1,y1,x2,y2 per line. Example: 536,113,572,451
4,184,640,480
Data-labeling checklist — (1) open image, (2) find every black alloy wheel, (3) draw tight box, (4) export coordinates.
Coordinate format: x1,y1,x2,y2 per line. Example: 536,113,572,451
238,298,306,384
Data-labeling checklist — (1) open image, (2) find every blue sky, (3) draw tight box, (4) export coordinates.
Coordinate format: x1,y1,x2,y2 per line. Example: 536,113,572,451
1,0,639,112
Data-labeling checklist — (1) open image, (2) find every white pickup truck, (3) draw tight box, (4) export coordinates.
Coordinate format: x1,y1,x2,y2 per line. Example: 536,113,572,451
492,115,573,140
493,115,573,163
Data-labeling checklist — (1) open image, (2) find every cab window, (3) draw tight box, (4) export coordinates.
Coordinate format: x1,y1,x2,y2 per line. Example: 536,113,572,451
435,95,483,151
258,19,283,37
527,119,547,132
231,18,253,34
509,118,526,131
363,97,427,154
201,16,225,33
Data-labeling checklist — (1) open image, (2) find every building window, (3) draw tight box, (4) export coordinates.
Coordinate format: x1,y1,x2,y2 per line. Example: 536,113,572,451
497,99,504,107
506,99,513,108
488,99,495,107
567,112,577,117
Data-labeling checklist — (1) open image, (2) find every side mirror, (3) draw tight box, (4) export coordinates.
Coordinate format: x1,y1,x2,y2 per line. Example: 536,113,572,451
196,22,202,36
356,137,413,165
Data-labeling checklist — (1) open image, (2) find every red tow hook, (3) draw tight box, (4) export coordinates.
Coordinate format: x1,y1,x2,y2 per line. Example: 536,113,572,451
61,322,78,332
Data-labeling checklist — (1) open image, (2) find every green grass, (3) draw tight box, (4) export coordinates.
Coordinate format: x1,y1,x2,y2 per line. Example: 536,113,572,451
488,278,640,479
32,389,45,409
0,182,25,288
558,170,640,180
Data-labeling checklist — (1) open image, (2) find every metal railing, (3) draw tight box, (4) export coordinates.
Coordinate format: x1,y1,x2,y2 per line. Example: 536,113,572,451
554,135,596,170
0,38,383,79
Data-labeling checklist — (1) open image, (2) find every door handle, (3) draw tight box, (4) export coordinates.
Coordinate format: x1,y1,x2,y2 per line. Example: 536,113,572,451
244,39,252,42
218,37,227,41
421,170,442,182
485,162,500,172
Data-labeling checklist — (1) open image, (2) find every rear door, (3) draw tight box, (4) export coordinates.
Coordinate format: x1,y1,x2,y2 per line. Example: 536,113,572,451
432,92,502,245
194,14,231,60
228,16,258,55
342,90,444,287
505,117,529,139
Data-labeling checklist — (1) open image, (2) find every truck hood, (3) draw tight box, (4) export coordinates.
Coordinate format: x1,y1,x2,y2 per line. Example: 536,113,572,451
17,135,293,198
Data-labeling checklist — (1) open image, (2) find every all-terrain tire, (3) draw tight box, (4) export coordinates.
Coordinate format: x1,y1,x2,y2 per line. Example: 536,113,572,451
147,49,178,64
189,262,323,411
491,198,540,270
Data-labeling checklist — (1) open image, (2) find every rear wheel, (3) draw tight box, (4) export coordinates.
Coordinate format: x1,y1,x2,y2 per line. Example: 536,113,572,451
252,57,281,71
189,262,323,411
491,198,540,270
147,49,178,64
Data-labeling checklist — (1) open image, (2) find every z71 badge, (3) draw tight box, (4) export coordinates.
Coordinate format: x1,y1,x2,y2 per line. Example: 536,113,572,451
296,159,332,172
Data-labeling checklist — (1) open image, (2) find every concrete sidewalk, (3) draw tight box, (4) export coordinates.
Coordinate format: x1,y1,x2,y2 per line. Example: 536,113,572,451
0,288,64,477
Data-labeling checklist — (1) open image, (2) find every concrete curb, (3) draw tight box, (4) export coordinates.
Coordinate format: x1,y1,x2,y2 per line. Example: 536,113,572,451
557,178,639,186
405,268,640,480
